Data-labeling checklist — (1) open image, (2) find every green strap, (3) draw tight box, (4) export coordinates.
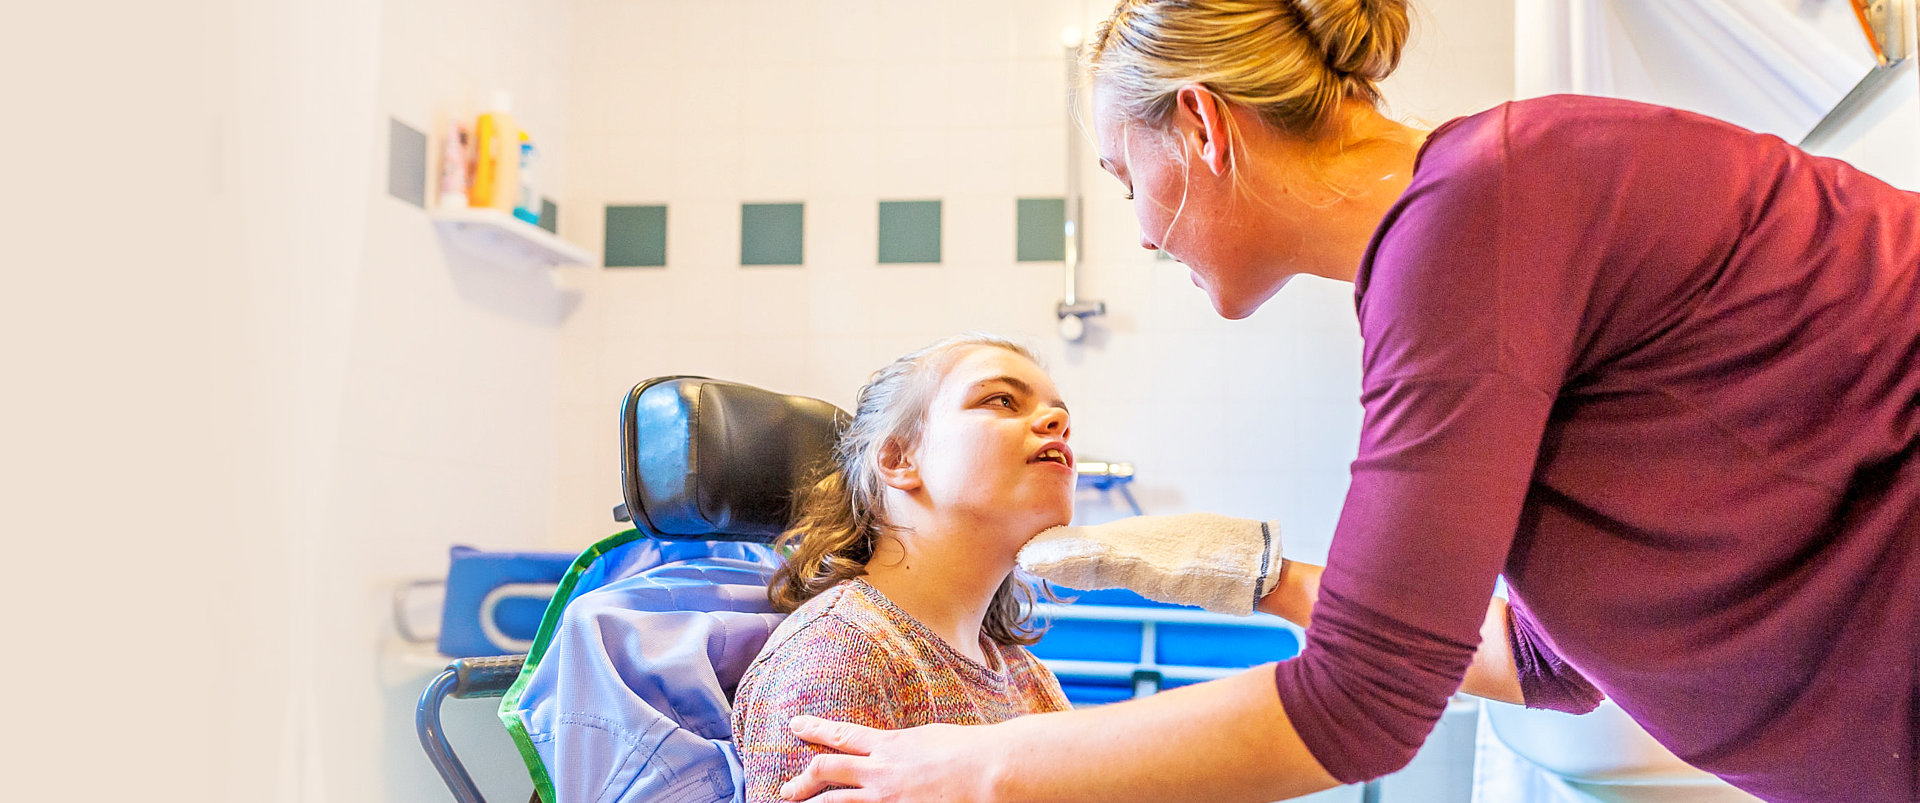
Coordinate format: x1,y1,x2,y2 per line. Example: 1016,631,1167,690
497,528,649,803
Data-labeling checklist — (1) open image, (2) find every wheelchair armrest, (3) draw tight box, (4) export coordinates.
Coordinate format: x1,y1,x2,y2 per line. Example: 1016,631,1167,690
452,654,527,698
418,654,530,803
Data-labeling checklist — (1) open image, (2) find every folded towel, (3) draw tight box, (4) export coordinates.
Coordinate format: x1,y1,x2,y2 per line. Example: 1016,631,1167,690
1018,513,1284,616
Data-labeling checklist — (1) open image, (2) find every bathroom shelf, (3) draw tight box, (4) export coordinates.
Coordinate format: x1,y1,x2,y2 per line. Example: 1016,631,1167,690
430,206,594,269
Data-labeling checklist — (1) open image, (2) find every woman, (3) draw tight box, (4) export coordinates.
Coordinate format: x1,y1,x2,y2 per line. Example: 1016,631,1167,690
732,333,1075,802
775,1,1918,801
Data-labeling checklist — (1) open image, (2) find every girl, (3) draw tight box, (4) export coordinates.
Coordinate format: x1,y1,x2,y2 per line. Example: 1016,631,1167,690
731,333,1077,803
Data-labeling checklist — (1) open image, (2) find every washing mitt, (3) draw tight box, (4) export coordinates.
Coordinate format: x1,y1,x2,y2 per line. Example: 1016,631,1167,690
1017,513,1284,616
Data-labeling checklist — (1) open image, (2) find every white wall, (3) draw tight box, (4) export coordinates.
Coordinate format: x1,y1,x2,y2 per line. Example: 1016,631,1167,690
1808,65,1920,188
18,0,578,800
11,1,253,800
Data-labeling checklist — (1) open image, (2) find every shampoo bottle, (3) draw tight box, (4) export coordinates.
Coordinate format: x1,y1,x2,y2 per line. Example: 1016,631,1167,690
469,92,519,211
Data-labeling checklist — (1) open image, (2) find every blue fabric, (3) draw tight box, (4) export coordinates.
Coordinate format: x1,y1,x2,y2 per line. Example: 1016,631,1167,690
508,539,783,803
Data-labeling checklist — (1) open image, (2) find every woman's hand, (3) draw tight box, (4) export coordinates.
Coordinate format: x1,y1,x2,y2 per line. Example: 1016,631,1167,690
780,716,1002,802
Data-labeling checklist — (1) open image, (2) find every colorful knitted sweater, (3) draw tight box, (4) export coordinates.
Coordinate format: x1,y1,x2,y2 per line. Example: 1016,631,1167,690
731,578,1070,802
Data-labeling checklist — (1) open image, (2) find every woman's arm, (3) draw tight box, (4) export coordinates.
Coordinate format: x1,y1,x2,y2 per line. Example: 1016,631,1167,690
1258,560,1523,705
781,663,1340,803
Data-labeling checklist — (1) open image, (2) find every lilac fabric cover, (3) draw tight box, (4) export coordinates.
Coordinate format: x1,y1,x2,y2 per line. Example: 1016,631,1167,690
508,539,784,803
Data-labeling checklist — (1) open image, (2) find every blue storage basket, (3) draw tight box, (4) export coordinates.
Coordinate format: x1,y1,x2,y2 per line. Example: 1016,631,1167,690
437,545,576,657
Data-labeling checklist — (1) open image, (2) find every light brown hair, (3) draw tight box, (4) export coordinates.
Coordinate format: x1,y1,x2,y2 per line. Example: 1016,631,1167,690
1085,0,1411,140
767,333,1054,646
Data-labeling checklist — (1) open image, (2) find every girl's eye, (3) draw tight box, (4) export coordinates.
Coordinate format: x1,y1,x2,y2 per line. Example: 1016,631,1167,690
986,393,1015,408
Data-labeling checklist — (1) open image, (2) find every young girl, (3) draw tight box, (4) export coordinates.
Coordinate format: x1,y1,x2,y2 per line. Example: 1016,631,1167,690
730,333,1076,802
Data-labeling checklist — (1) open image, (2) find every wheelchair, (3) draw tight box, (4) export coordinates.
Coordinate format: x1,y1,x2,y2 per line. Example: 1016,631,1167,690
417,376,1338,803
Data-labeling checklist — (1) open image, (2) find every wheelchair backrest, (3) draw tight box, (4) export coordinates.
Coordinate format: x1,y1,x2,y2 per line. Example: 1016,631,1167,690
620,376,848,543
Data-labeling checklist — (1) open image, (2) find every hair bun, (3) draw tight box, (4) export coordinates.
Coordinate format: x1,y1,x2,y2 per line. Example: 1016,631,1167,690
1299,0,1410,83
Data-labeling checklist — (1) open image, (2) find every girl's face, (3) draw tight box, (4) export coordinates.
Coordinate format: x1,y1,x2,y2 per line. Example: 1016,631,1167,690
1092,84,1297,320
900,346,1075,546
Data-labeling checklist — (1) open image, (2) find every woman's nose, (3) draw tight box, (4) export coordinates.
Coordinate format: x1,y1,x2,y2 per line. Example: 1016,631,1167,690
1034,406,1069,435
1139,234,1158,251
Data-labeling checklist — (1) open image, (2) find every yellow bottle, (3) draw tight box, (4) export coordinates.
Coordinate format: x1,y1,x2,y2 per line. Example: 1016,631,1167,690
469,92,519,211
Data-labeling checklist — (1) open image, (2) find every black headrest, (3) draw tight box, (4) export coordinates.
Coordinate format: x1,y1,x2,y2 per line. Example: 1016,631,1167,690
619,376,850,543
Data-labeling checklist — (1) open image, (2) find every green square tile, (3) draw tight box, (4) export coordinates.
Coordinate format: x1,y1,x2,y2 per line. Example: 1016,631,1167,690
877,200,942,264
605,205,668,268
1016,197,1066,262
742,202,804,266
387,118,427,208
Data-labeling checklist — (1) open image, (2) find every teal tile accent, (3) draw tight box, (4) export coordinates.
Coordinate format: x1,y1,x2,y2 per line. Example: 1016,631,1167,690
742,203,805,266
538,197,558,233
604,205,668,268
387,118,427,208
1016,197,1066,262
877,200,942,264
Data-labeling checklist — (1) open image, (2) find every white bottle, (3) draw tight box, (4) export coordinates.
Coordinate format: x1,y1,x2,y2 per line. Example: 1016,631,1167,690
513,132,538,225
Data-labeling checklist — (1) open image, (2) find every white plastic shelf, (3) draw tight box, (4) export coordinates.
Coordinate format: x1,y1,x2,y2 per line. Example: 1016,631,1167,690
430,206,594,269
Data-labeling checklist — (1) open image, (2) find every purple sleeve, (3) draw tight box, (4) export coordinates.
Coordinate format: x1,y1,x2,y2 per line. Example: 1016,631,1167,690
1273,373,1551,783
1274,106,1581,783
1506,597,1603,713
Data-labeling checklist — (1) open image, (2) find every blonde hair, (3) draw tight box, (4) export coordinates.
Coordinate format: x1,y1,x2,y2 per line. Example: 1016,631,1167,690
767,332,1053,647
1085,0,1410,140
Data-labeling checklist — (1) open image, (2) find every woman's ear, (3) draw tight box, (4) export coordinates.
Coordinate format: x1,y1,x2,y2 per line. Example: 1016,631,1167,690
876,436,922,491
1174,83,1233,177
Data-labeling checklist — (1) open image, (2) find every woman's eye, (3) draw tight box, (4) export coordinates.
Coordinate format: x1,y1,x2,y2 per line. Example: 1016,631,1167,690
986,394,1015,408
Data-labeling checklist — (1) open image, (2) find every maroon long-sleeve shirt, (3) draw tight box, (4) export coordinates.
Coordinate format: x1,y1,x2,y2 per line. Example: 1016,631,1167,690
1272,95,1918,802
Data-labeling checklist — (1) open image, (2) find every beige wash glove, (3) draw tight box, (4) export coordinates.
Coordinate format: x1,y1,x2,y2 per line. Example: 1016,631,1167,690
1017,513,1284,616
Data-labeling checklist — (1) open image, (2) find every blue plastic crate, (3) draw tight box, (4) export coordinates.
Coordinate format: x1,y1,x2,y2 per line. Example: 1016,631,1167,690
1030,585,1303,706
1029,618,1144,663
1155,622,1299,668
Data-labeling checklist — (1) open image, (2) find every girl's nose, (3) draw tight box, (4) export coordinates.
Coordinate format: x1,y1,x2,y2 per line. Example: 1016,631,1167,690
1139,234,1158,251
1035,405,1070,435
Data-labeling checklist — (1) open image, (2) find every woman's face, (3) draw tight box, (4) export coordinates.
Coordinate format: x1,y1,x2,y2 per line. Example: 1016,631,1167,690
1092,84,1296,320
903,346,1075,545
